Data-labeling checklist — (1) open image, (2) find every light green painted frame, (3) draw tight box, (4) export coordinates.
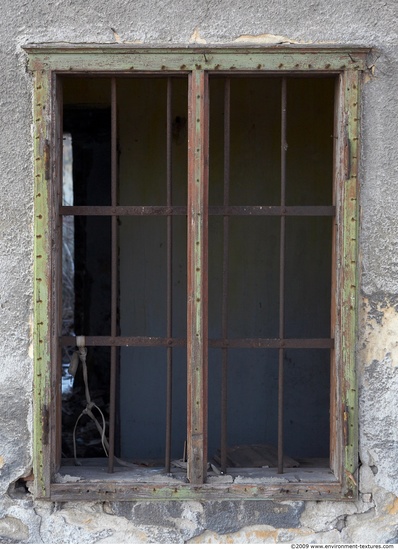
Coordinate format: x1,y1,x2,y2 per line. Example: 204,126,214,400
25,45,368,500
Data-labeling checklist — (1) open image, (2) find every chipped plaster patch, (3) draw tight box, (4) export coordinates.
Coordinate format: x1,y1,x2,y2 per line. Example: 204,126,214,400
189,28,207,44
111,28,121,43
386,497,398,515
109,27,142,44
0,456,4,469
187,525,327,544
187,526,278,544
234,33,300,44
0,516,29,541
360,298,398,367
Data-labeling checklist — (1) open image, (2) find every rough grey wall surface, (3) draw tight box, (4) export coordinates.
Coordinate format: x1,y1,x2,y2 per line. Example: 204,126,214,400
0,0,397,543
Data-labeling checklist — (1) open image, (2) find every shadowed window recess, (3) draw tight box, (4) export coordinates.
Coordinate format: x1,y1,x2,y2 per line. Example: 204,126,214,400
61,74,334,477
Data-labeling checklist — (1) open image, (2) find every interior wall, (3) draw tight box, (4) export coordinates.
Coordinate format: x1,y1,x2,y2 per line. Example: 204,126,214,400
116,78,188,460
61,76,334,461
117,76,334,460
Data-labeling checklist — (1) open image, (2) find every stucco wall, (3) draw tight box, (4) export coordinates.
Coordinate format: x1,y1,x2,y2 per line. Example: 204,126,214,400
0,0,397,543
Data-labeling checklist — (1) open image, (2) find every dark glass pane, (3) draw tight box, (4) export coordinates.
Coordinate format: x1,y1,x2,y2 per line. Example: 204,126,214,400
283,349,330,458
208,216,280,340
286,78,335,206
209,77,281,207
208,349,278,460
119,347,187,461
118,78,188,207
285,216,332,338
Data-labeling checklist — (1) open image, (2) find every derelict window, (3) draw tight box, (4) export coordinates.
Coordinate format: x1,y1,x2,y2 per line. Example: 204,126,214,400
60,74,334,481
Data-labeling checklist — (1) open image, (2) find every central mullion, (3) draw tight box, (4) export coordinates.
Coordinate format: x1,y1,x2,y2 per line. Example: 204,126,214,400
187,70,209,484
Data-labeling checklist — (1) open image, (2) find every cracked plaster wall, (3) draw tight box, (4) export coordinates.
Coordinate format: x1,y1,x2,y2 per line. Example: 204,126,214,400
0,0,397,543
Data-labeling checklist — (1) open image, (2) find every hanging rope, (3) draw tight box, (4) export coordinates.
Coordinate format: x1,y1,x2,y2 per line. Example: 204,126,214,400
70,340,109,466
69,336,139,469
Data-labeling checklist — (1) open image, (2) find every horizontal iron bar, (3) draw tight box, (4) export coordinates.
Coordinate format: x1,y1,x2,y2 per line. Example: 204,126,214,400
61,336,186,347
60,205,335,217
60,206,187,216
61,336,333,349
210,338,334,349
211,206,335,216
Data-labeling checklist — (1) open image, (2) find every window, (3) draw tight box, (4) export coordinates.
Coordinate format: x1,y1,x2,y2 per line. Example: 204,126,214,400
27,46,367,500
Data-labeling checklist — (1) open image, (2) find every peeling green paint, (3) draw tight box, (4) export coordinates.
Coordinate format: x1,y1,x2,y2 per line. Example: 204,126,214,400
32,66,52,498
24,46,369,75
340,69,360,497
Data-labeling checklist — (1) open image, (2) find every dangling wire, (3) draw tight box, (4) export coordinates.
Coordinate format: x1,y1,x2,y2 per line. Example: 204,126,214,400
69,338,140,469
71,344,109,466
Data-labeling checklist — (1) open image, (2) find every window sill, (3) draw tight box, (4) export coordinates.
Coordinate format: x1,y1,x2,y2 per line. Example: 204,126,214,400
49,458,348,501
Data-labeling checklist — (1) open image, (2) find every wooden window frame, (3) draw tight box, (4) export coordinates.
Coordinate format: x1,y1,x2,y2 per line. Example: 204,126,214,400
25,45,368,501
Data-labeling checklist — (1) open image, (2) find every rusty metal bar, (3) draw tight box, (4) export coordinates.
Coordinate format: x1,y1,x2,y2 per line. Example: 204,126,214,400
187,70,209,484
61,335,185,347
60,206,186,216
221,78,230,474
60,205,335,217
211,338,334,349
278,78,287,475
210,206,335,216
165,77,173,473
61,335,334,349
108,77,118,473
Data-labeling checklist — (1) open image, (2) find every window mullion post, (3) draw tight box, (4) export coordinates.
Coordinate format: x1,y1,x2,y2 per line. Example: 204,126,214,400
33,66,52,498
187,70,209,484
340,69,360,496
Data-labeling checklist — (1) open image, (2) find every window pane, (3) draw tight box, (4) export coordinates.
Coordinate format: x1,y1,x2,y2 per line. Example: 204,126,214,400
118,78,188,207
62,216,111,336
63,77,112,206
208,216,280,340
285,216,332,339
283,349,330,459
209,77,281,207
119,347,187,461
286,78,335,206
208,349,279,460
119,216,186,338
119,217,166,337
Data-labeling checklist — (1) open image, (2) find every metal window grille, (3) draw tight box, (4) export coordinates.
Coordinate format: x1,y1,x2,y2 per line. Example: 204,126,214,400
60,74,335,480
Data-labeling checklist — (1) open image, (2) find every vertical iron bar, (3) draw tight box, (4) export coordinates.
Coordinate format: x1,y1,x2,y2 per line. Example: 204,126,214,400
278,78,287,475
165,78,173,472
221,78,230,475
108,77,118,473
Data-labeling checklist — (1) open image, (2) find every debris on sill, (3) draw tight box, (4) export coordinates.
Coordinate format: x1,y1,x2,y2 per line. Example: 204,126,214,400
171,459,187,470
233,474,290,484
213,444,300,469
54,473,82,483
207,474,234,484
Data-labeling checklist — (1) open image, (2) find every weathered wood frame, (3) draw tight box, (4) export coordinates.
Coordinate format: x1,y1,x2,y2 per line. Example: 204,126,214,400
25,45,368,500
